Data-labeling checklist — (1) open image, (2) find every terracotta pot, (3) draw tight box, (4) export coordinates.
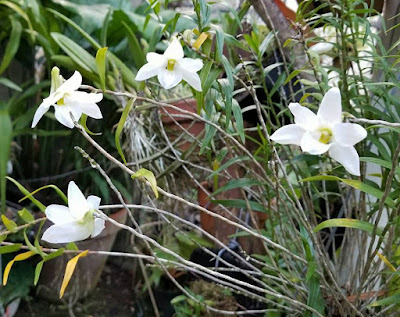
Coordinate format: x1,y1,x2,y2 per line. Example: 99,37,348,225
197,180,270,255
160,99,205,151
37,208,127,301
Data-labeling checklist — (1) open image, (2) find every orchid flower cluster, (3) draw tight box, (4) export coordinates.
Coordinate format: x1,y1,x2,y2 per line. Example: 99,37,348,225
31,37,367,244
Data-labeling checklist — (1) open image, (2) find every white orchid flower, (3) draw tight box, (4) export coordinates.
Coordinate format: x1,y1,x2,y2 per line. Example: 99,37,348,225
31,68,103,129
309,42,335,55
135,38,203,91
270,88,367,176
41,181,105,244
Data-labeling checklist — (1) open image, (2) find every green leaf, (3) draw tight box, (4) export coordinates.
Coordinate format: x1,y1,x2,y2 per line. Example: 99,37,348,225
66,242,78,251
6,177,45,211
95,47,108,91
44,248,65,261
212,178,263,196
259,31,275,57
360,157,400,176
19,184,68,205
0,77,22,92
215,27,224,62
115,98,135,164
0,16,22,75
18,208,34,223
80,114,102,136
0,110,12,213
122,21,146,68
232,99,245,143
51,32,97,73
314,218,382,236
369,294,400,307
34,260,44,285
131,168,158,199
211,199,268,213
1,215,17,232
0,244,22,254
301,175,395,208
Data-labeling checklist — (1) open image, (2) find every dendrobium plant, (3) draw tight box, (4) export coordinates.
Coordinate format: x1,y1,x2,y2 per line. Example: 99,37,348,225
270,88,367,176
135,38,203,91
31,67,103,129
41,181,105,244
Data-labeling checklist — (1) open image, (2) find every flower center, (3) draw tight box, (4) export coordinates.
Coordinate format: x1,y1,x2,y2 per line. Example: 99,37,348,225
318,128,333,144
167,59,176,71
57,97,66,106
77,209,94,225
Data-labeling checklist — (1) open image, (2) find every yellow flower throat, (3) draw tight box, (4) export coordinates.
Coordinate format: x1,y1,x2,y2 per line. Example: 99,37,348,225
319,128,332,144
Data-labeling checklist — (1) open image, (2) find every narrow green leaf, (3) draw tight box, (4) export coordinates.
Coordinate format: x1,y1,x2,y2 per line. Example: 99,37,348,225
51,32,97,73
19,184,67,205
215,27,224,62
207,156,251,180
34,260,44,285
259,31,275,57
1,215,17,232
360,157,400,175
0,244,21,254
115,98,135,164
301,175,395,208
122,21,146,68
232,99,245,143
314,218,382,236
0,110,12,213
80,114,102,136
95,47,108,91
6,177,45,211
0,16,22,75
212,178,263,196
211,199,268,213
131,168,158,199
44,248,64,261
0,77,22,92
18,208,34,223
66,242,78,250
369,294,400,307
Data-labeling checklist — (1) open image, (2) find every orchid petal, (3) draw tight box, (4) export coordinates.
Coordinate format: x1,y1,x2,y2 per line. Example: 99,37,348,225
67,91,103,104
329,144,361,176
270,124,306,146
309,42,334,55
164,38,184,60
68,181,89,218
87,195,101,210
135,62,163,81
157,68,183,89
57,71,82,94
317,87,342,124
45,205,74,224
289,103,319,130
332,123,367,146
179,58,203,72
31,103,50,128
91,218,105,238
54,106,81,128
301,131,332,155
79,103,103,119
41,222,91,244
146,52,165,64
181,70,202,91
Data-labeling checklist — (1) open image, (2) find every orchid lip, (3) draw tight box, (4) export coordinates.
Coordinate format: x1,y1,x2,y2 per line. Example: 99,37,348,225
57,96,66,106
318,127,333,144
